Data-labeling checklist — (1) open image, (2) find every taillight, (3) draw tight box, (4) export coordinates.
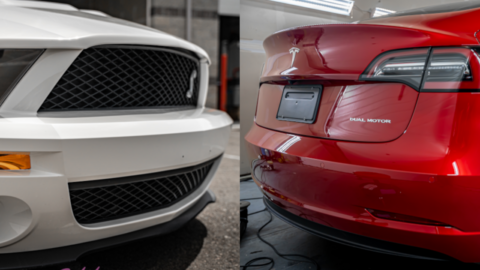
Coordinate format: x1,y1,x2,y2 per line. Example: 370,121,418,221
360,47,480,92
422,48,478,92
360,48,430,90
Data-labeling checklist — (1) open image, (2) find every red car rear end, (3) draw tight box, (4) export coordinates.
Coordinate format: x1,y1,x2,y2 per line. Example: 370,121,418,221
245,2,480,263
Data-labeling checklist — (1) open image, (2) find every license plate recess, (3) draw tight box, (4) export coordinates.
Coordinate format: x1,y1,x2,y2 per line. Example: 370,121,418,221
276,85,322,124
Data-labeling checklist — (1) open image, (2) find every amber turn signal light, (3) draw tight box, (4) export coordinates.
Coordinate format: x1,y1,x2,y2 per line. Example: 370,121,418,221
0,154,31,170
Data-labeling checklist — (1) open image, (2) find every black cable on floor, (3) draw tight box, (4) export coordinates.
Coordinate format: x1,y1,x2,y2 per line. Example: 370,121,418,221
241,209,321,270
242,257,275,270
248,208,267,216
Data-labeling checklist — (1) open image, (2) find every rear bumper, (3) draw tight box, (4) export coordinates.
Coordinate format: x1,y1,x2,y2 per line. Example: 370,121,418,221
0,190,216,270
245,124,480,263
264,197,453,261
0,108,232,254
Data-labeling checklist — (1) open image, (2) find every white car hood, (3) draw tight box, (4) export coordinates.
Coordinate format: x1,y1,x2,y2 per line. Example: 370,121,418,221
0,1,210,62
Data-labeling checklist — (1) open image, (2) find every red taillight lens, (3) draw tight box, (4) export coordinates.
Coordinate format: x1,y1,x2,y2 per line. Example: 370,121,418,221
360,48,430,90
422,48,478,92
361,47,480,92
366,208,449,226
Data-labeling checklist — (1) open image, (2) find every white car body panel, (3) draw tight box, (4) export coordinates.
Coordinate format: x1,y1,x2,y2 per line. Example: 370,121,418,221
0,3,209,62
0,0,232,256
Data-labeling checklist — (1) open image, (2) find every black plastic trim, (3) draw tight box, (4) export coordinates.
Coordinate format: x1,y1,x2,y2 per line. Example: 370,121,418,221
0,190,215,270
264,197,456,262
92,44,200,64
419,47,434,89
276,85,323,124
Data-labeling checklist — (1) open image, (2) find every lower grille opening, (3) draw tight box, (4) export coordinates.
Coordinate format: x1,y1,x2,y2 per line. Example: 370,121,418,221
69,158,217,224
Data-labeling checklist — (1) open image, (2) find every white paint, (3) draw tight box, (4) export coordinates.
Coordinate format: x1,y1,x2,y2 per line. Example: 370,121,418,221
0,0,77,10
0,3,210,63
0,2,233,253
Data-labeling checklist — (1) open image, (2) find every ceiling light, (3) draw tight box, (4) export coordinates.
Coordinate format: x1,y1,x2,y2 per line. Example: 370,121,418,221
270,0,355,16
373,7,395,17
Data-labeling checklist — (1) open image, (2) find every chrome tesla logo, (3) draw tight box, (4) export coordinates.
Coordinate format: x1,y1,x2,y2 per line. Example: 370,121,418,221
289,47,300,68
186,70,197,98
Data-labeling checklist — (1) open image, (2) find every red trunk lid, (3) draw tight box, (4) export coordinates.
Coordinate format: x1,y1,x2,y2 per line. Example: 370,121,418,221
257,23,477,142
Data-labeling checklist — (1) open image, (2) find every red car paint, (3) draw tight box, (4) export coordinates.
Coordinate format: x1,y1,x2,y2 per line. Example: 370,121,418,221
245,4,480,263
256,83,419,142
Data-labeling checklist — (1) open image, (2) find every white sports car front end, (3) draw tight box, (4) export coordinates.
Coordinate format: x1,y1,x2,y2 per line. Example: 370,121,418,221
0,1,232,268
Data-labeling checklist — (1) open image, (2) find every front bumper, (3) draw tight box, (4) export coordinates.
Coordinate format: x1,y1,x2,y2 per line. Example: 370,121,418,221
0,190,216,270
0,108,231,256
245,124,480,263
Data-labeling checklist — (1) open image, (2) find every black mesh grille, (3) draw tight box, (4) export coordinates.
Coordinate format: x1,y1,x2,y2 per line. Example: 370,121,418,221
69,159,215,224
39,46,200,112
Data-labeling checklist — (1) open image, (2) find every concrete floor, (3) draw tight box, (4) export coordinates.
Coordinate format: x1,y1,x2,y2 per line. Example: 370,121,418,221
240,180,480,270
34,126,240,270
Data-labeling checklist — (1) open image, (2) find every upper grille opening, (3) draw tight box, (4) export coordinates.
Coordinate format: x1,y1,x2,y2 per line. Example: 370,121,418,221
39,45,200,112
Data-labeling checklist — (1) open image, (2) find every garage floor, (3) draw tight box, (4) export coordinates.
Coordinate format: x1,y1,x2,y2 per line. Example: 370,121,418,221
240,179,480,270
35,125,240,270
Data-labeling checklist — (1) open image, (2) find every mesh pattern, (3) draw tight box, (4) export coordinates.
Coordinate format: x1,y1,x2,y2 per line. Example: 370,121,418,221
69,161,214,224
39,46,200,111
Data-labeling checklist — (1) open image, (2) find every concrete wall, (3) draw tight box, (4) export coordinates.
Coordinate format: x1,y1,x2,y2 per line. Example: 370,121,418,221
152,0,220,109
240,0,473,175
40,0,147,24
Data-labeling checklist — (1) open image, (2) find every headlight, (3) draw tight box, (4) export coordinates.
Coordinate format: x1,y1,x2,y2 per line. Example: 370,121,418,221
0,49,44,105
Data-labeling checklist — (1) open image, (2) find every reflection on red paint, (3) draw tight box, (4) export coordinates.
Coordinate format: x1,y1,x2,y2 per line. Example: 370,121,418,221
256,83,419,142
366,208,450,226
247,5,480,263
246,124,480,262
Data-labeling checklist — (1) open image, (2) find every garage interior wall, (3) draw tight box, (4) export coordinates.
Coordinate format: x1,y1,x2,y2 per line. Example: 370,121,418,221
240,0,473,175
38,0,147,24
